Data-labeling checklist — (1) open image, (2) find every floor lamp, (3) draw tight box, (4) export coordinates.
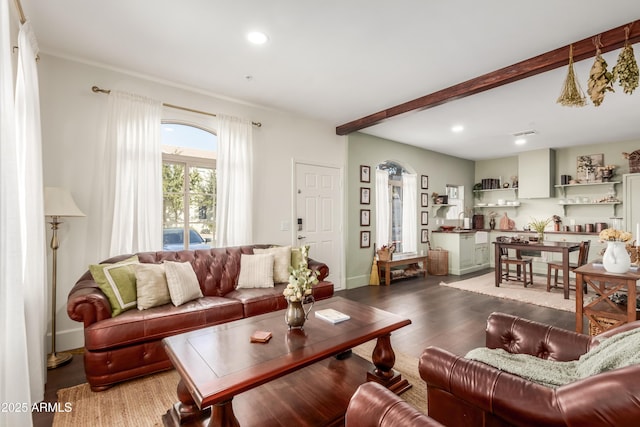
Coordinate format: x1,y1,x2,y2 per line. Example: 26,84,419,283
44,187,85,369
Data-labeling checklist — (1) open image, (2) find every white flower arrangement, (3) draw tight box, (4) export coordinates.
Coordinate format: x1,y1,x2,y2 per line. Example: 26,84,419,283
599,228,633,242
283,245,318,302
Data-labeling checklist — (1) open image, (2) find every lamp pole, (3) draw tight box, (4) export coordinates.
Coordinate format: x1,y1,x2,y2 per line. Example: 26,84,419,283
47,215,72,369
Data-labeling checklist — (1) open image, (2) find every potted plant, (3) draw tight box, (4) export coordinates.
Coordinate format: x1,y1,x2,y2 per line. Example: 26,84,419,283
283,246,318,329
529,217,552,242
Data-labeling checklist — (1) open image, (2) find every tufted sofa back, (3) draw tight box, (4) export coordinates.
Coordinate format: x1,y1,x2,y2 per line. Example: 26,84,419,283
75,244,283,298
485,312,593,361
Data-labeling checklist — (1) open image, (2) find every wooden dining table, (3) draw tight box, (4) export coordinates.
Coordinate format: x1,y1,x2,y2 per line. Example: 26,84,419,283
493,240,582,299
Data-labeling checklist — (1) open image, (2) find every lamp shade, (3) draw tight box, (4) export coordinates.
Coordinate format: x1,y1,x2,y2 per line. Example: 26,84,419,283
44,187,85,217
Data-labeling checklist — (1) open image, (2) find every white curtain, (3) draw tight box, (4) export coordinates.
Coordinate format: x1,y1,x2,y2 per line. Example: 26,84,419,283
1,11,46,427
101,91,163,256
215,114,253,246
375,169,390,249
402,173,417,253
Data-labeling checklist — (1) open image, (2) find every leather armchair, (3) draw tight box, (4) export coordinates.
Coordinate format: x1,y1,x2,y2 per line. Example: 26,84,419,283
420,312,640,427
345,382,444,427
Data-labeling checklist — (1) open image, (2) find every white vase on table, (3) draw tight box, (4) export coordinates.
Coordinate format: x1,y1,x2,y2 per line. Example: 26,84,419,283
602,241,631,274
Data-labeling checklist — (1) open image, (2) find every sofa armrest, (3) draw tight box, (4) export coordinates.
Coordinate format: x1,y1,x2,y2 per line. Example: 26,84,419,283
345,382,443,427
420,346,566,426
556,365,640,426
67,279,113,327
421,345,640,426
485,312,591,361
308,258,329,281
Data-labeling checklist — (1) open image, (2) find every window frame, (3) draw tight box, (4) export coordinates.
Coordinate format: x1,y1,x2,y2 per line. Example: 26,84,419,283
161,122,216,250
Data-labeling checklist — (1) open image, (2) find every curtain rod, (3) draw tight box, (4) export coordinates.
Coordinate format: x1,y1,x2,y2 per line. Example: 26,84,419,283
14,0,26,24
91,86,262,128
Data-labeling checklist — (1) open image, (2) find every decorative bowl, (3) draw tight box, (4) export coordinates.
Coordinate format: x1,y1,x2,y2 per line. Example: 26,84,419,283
440,225,456,232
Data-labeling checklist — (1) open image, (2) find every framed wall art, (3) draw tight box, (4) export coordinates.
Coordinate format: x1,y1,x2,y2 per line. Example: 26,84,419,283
421,175,429,189
360,187,370,204
360,165,371,183
360,230,371,248
421,229,429,243
421,193,429,207
576,153,603,182
421,211,429,225
360,209,370,226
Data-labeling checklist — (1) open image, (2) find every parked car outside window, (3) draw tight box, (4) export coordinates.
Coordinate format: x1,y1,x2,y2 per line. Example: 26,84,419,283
163,228,211,250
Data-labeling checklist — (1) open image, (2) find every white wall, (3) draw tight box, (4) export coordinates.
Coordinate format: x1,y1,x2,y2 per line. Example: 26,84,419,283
39,54,346,351
346,132,475,288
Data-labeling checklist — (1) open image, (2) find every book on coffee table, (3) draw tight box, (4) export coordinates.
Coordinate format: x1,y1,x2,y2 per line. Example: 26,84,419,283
250,330,272,343
315,308,350,324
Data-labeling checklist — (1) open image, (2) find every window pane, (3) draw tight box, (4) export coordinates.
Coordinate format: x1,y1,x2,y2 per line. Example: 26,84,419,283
161,123,216,250
163,162,185,226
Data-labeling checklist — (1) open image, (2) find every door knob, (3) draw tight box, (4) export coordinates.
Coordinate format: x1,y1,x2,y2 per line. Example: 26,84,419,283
297,235,306,240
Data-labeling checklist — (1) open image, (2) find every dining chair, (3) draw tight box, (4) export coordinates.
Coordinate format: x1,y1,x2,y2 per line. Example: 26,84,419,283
546,240,590,293
499,247,533,287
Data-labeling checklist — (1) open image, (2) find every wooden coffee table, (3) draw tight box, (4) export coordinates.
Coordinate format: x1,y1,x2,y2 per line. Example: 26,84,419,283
161,297,411,427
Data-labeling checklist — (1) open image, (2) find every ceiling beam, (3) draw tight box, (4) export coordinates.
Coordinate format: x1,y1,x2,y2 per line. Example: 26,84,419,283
336,21,640,136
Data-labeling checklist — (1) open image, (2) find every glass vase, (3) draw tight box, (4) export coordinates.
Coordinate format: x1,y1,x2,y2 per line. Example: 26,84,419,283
602,241,631,274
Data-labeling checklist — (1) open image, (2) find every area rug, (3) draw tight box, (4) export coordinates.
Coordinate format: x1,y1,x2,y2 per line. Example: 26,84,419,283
53,344,426,426
440,272,577,312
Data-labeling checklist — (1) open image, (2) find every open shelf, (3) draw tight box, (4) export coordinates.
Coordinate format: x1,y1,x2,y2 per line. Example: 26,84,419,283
554,181,620,198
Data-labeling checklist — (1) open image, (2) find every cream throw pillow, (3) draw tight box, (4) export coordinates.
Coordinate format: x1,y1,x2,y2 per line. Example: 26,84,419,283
237,253,275,289
133,263,171,310
254,246,291,283
164,261,203,306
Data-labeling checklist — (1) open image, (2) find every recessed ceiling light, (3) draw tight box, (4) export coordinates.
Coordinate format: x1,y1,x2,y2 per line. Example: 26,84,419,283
247,31,269,45
514,138,527,145
451,125,464,133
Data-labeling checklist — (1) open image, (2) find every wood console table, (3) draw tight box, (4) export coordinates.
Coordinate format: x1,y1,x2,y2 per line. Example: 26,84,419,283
574,263,640,334
377,254,427,285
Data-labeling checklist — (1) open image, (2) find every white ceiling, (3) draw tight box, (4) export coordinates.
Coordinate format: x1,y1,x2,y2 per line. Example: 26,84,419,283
21,0,640,160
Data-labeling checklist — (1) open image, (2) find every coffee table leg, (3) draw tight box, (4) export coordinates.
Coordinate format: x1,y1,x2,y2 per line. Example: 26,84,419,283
366,333,411,394
209,400,240,427
163,379,211,425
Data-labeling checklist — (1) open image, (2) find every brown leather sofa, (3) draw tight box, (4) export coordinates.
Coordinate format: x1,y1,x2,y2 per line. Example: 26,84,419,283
420,312,640,427
67,244,333,391
345,382,444,427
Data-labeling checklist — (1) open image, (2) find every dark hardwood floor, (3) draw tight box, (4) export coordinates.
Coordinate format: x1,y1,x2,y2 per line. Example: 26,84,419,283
35,269,578,426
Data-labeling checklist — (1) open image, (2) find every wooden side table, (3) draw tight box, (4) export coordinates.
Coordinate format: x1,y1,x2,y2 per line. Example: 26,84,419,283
574,263,640,334
377,254,428,285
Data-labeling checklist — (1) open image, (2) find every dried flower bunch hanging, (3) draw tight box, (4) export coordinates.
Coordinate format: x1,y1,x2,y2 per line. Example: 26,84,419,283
557,44,586,107
587,35,615,106
612,25,639,94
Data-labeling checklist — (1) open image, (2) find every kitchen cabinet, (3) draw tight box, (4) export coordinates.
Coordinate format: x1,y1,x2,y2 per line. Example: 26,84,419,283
518,148,555,198
431,231,490,275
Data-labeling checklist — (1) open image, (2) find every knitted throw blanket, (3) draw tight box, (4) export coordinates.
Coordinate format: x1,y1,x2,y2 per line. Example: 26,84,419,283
465,328,640,388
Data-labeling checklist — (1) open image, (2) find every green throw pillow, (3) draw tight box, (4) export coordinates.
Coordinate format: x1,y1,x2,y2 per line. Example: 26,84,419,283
291,246,310,270
89,256,139,317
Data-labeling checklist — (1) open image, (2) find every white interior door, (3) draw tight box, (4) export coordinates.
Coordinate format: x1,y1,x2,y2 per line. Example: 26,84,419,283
295,162,343,289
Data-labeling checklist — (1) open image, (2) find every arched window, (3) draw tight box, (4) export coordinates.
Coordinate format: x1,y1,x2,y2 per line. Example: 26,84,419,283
375,161,417,254
161,123,216,250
